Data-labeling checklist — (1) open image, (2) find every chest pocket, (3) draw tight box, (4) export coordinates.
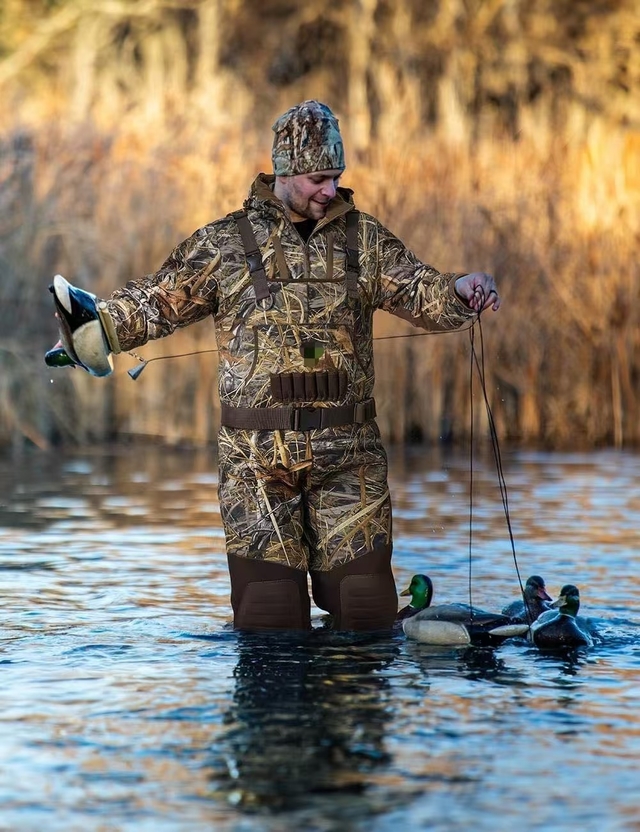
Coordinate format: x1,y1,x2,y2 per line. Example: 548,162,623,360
230,209,360,305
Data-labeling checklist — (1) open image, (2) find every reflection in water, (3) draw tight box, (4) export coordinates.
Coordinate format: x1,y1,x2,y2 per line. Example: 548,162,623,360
211,631,398,812
531,646,591,683
403,641,527,688
457,646,511,681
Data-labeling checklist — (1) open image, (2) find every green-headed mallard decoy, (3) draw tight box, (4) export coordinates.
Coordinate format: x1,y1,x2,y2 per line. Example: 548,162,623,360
45,274,117,377
396,574,434,622
528,584,593,649
398,574,529,646
501,575,553,623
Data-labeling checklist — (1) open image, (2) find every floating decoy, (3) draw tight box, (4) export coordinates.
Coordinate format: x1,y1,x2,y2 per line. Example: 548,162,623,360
501,575,553,623
528,584,593,649
398,574,529,646
396,574,433,622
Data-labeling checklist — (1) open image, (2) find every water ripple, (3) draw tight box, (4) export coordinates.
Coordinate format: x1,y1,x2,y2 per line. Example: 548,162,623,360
0,446,639,830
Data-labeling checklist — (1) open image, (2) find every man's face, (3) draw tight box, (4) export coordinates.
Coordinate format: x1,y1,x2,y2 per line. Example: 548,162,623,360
274,170,343,222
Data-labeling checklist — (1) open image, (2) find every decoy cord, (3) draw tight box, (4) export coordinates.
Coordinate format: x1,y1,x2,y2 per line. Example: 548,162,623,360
468,313,528,620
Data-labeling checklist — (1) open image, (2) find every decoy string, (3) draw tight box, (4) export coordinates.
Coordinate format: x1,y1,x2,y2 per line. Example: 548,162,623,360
468,321,475,619
468,312,527,614
123,322,480,379
126,347,220,379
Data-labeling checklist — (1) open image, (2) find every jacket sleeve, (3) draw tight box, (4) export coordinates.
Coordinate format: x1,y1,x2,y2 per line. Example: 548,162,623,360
370,215,474,332
105,227,221,352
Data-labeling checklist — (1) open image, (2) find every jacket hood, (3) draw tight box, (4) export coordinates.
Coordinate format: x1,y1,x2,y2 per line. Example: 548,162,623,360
245,173,355,222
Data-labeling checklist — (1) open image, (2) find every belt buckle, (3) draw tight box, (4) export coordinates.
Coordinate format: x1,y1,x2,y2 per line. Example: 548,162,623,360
292,406,322,431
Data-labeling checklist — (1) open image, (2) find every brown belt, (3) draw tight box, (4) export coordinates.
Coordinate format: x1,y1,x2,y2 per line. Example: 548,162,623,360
220,398,376,431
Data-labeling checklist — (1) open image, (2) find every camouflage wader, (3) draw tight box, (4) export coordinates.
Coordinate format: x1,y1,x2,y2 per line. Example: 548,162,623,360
106,174,474,630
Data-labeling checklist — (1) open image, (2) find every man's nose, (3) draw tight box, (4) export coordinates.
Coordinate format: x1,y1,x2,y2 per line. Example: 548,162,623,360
320,180,337,199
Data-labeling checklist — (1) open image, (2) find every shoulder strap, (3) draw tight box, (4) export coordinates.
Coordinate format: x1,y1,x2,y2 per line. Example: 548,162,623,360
345,209,360,299
229,209,270,302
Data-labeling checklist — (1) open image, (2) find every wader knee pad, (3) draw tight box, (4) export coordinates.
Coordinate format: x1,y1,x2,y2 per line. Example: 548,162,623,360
228,554,311,631
311,546,397,632
337,572,398,631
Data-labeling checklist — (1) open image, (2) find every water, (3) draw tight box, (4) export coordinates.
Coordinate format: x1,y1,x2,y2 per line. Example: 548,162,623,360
0,444,639,831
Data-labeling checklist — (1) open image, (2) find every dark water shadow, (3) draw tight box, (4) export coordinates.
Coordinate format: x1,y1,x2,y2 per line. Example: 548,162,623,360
206,630,399,817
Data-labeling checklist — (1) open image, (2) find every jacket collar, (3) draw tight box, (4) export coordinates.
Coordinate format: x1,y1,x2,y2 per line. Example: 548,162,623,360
245,173,355,225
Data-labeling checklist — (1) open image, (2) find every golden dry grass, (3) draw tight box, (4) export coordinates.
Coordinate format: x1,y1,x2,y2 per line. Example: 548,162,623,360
1,0,639,449
2,120,638,449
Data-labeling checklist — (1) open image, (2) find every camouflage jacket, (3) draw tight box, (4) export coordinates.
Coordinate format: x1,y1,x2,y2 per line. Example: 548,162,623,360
108,173,474,409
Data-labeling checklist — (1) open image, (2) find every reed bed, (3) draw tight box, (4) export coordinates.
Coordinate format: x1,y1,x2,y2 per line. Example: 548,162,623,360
1,0,638,449
2,123,638,450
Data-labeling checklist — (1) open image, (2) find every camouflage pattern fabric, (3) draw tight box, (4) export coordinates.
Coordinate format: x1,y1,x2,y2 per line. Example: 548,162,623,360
271,99,345,176
108,173,473,409
218,420,390,571
105,172,475,569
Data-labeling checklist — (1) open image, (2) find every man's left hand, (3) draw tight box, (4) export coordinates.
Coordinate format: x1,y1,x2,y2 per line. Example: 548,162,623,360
454,272,500,313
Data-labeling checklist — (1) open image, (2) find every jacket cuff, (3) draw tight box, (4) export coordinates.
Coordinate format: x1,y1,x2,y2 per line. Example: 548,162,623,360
448,273,471,310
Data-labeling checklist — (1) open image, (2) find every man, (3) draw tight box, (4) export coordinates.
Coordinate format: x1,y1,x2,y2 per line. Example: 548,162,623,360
47,100,500,632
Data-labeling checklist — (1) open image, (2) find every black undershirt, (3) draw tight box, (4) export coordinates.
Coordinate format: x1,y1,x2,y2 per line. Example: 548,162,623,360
294,218,317,242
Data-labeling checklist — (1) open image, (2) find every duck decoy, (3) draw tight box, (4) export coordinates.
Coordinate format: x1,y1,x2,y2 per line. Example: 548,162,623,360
45,274,117,377
398,574,529,646
501,575,553,623
528,584,593,649
396,574,433,622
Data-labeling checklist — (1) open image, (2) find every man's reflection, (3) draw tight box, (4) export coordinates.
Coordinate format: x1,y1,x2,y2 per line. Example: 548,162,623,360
211,630,398,811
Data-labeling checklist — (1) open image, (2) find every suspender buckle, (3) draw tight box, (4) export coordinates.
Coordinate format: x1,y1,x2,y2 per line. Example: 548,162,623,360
246,252,263,274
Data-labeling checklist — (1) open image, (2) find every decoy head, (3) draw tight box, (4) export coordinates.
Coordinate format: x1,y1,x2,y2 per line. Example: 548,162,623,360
525,575,553,602
551,584,581,616
399,574,434,611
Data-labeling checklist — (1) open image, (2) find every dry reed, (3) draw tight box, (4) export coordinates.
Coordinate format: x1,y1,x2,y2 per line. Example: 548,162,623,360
1,0,639,449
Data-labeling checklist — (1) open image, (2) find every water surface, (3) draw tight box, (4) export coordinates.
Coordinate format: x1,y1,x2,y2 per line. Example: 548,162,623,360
0,444,638,831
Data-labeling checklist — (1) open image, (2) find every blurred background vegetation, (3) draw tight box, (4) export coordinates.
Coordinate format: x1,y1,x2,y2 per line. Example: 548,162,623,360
1,0,639,450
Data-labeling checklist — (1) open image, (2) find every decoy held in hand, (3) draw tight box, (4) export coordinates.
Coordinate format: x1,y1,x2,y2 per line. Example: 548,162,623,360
45,274,119,377
398,574,529,646
528,584,593,649
501,575,553,624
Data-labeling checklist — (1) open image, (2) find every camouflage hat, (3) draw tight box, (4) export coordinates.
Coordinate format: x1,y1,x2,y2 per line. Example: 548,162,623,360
272,100,345,176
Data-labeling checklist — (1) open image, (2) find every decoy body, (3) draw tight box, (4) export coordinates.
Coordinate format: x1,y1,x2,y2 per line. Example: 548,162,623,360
528,584,593,649
398,574,529,646
501,575,553,624
45,274,115,377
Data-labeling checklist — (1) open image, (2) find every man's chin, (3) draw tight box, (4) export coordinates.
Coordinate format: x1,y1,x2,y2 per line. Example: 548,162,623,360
310,203,329,219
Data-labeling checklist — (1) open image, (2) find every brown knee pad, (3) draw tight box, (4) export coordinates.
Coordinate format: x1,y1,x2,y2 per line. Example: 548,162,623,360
227,554,311,631
310,545,397,632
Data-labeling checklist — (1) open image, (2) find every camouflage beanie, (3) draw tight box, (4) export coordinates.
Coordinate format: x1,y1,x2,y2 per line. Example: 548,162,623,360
272,100,345,176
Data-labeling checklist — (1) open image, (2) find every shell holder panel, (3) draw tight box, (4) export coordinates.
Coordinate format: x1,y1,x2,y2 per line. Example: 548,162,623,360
270,369,348,403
